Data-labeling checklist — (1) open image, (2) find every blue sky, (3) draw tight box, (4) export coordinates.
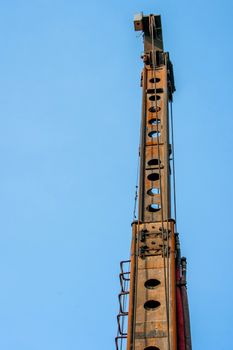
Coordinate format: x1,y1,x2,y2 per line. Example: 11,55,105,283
0,0,233,349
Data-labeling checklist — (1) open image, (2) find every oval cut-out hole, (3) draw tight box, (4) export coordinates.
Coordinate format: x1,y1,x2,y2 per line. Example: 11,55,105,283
145,279,161,289
147,188,160,196
147,88,163,94
148,159,160,166
149,118,160,125
149,77,160,83
145,347,160,350
144,300,161,310
148,131,161,138
147,204,161,212
147,89,155,94
149,95,161,101
147,173,159,181
148,106,161,113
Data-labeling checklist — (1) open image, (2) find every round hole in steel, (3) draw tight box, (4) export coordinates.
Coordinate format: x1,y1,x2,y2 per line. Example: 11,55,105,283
148,106,161,113
147,89,156,94
149,95,161,101
149,118,160,125
147,88,163,94
148,159,160,166
149,77,160,83
144,300,161,310
147,188,160,196
145,279,161,289
148,131,161,138
147,173,159,181
147,204,161,212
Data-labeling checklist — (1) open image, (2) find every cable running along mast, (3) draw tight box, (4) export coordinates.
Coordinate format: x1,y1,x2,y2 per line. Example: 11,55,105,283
115,13,192,350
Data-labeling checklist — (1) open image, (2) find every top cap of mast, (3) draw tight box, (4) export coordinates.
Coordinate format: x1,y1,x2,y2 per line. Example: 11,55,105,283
134,13,163,51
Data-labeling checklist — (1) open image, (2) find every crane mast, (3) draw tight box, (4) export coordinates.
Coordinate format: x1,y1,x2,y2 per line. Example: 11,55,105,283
115,13,191,350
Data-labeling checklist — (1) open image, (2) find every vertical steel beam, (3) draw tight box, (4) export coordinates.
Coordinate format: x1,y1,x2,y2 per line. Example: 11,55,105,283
126,14,176,350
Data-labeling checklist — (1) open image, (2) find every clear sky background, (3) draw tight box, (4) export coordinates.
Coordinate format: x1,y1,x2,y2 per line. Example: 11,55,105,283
0,0,232,349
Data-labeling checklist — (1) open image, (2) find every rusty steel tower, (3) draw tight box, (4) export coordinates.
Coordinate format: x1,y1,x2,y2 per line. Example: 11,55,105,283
115,13,192,350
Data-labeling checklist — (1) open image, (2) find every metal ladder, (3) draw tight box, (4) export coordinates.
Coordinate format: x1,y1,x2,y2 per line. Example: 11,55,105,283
115,260,130,350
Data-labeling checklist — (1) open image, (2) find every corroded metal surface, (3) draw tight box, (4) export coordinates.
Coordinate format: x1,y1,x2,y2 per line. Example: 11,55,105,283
127,221,176,350
115,13,191,350
126,14,177,350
